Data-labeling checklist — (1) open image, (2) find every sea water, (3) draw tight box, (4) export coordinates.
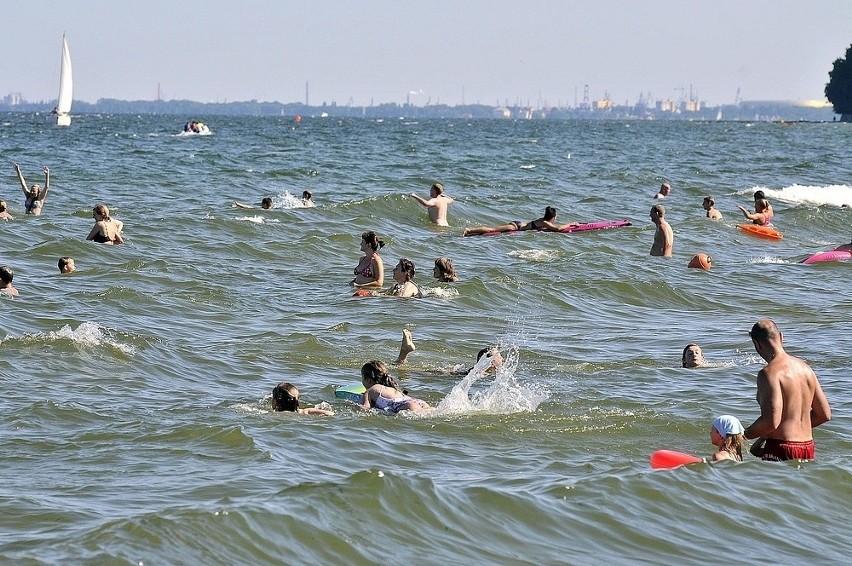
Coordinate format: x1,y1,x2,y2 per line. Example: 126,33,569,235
1,114,851,564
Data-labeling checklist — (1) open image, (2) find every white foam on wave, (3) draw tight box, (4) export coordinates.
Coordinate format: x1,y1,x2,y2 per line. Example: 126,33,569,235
748,255,790,264
508,249,560,262
431,344,549,416
742,184,852,207
41,321,136,354
236,215,280,224
520,164,536,170
421,286,459,299
273,190,314,209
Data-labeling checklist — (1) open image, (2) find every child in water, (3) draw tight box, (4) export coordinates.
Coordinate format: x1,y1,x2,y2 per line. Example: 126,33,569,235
710,415,746,462
360,360,430,414
271,382,334,416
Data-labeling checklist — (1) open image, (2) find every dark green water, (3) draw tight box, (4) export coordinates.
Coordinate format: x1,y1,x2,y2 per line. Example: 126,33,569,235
1,113,850,564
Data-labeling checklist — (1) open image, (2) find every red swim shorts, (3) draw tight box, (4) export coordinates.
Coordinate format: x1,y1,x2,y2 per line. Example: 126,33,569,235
762,439,815,461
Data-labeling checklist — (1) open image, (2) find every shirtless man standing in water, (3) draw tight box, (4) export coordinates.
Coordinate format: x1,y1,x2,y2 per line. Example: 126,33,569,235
744,319,831,461
649,204,673,256
409,183,454,226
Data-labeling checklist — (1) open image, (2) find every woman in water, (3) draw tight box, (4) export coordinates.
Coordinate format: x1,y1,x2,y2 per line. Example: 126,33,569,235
13,163,50,216
433,257,458,282
351,231,385,289
360,360,430,414
709,415,746,462
681,343,706,368
463,206,576,236
86,204,124,245
738,198,773,226
271,382,334,416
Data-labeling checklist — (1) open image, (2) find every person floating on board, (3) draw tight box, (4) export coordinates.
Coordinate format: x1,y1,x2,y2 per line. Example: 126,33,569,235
271,382,334,416
0,265,19,297
738,198,772,226
744,319,831,461
463,206,577,236
649,204,673,257
654,182,671,199
359,360,431,414
709,415,746,462
408,182,455,226
834,237,852,252
13,163,50,216
702,196,723,220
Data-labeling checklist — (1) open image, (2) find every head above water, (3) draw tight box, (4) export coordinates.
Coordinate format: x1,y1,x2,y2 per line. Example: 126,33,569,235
543,206,557,221
394,258,416,280
682,343,705,368
753,190,766,201
361,360,401,391
0,265,13,285
431,183,444,196
302,190,313,201
271,382,300,412
660,182,671,195
702,196,715,208
58,256,76,274
260,197,273,209
712,414,745,437
749,319,781,346
93,203,110,219
361,231,385,252
433,257,458,282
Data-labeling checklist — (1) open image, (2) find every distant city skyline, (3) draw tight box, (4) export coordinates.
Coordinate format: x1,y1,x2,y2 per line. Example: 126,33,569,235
2,1,850,108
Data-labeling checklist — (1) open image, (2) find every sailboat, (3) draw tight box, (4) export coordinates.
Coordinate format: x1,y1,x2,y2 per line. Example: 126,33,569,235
53,34,72,126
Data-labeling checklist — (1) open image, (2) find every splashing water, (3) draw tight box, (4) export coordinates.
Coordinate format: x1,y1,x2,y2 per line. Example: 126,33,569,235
273,190,313,209
434,344,548,416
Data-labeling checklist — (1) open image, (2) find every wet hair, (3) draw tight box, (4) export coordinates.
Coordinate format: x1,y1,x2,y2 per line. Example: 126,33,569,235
651,204,665,216
395,258,416,280
703,196,715,206
681,343,701,367
361,360,401,391
93,203,110,219
717,432,746,461
0,265,13,285
434,257,458,282
271,382,300,412
361,231,385,251
476,348,491,362
660,182,671,192
302,190,313,200
753,190,766,201
543,206,557,221
755,199,769,213
58,257,74,272
431,183,444,195
261,197,273,209
0,200,7,212
749,319,780,344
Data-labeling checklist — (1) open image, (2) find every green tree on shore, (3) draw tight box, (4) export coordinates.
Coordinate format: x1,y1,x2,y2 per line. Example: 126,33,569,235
825,44,852,122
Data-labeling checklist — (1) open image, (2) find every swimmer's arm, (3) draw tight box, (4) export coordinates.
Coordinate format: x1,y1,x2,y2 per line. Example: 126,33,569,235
40,167,50,201
538,220,562,232
85,223,100,241
13,163,29,195
408,193,434,207
744,370,781,439
300,407,334,416
811,378,831,428
232,201,253,209
359,388,374,410
738,205,759,221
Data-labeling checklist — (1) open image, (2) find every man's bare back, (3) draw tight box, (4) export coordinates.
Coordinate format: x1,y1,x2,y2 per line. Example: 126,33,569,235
649,205,673,256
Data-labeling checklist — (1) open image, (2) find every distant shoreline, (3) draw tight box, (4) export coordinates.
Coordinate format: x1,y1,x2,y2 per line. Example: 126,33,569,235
0,97,840,122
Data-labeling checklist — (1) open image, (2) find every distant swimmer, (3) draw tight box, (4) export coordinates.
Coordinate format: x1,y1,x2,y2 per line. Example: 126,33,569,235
0,265,19,296
86,203,124,245
13,163,50,216
271,382,334,416
408,182,454,226
738,198,772,226
654,182,671,199
302,190,315,208
682,343,706,368
0,200,11,221
463,206,577,236
57,256,76,274
744,319,831,461
649,204,673,257
702,196,723,220
233,197,273,210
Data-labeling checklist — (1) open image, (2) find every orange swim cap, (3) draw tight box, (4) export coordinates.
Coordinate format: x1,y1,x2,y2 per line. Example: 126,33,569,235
688,253,712,270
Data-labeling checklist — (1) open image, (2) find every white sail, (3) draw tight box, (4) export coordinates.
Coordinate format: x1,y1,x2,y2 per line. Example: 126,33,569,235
56,35,72,126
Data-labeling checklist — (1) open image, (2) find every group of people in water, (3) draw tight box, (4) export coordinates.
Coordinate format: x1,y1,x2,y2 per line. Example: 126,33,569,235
3,166,837,463
1,163,123,297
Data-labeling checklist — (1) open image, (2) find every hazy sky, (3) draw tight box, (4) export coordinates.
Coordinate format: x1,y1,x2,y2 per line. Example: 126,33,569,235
3,0,851,107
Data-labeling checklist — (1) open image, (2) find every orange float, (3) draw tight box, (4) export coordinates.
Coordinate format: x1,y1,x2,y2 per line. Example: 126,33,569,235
688,253,712,270
737,224,783,240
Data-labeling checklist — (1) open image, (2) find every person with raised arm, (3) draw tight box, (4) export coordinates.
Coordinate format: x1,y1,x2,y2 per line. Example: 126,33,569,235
13,163,50,216
409,182,454,226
